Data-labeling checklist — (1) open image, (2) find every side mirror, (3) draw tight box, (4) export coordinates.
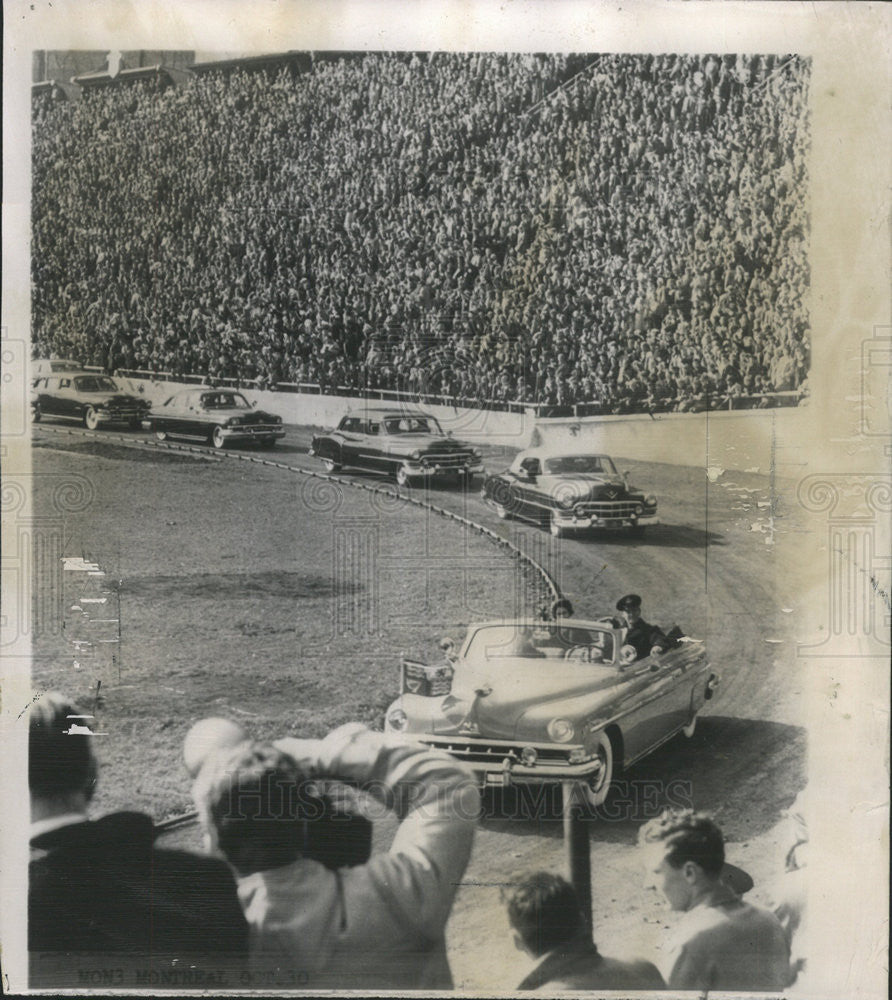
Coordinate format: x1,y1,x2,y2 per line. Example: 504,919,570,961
252,400,258,408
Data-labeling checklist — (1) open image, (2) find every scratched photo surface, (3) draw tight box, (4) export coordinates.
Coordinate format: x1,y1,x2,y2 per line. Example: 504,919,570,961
1,2,889,997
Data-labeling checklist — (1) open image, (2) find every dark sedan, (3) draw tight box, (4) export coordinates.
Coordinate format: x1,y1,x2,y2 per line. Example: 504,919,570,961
309,408,484,485
144,388,285,449
481,448,659,537
32,373,151,429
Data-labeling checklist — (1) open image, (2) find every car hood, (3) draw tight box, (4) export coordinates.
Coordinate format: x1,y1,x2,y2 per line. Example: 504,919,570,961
81,391,146,405
387,434,473,453
538,473,641,499
167,407,278,421
409,659,624,740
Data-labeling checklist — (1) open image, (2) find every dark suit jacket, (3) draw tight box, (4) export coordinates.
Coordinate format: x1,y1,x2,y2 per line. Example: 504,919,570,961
29,811,247,955
618,617,668,660
518,934,665,991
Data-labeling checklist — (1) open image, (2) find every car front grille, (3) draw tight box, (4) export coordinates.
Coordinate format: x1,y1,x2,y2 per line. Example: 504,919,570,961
104,404,146,418
419,736,576,768
573,500,653,518
419,453,475,468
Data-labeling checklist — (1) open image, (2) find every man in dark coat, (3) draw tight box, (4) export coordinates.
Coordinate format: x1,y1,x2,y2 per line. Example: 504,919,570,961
28,692,247,967
612,593,670,660
504,871,665,991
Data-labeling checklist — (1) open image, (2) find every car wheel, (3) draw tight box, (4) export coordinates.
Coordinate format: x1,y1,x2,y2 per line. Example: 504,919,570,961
211,426,227,449
83,407,100,431
682,713,698,738
580,732,614,808
395,464,411,487
154,429,167,442
322,458,342,473
549,513,565,537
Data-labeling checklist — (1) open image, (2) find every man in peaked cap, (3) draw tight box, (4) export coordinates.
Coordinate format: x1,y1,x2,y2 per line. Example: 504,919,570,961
612,594,669,661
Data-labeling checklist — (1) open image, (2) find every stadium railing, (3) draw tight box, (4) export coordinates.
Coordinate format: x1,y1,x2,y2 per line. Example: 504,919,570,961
112,369,806,416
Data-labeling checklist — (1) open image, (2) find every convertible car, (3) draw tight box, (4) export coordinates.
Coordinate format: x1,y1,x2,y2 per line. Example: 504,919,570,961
481,449,659,536
384,616,717,807
144,388,285,449
309,408,484,486
31,372,151,429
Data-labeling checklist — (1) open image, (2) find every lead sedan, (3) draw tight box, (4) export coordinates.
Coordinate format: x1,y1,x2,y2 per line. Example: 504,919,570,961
385,616,718,808
309,408,484,486
145,388,285,449
32,372,151,429
481,448,659,537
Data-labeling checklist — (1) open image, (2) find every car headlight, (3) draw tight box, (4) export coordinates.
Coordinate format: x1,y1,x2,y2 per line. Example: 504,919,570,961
410,450,422,460
634,503,643,515
645,494,657,507
547,717,576,743
471,448,481,459
386,708,408,731
274,415,282,424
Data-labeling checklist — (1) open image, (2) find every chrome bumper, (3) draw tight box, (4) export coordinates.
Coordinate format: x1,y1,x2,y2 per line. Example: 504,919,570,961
553,512,660,530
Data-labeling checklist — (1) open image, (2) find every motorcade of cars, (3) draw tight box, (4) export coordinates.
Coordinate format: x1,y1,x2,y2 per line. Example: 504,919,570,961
31,372,151,429
309,407,484,486
481,448,659,537
144,388,285,449
384,616,717,808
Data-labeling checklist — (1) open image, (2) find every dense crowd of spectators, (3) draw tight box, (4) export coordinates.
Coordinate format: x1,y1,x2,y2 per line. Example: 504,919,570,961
32,52,810,413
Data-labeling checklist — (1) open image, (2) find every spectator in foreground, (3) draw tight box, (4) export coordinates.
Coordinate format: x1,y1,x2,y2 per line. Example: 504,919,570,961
28,692,248,959
190,722,479,990
502,871,665,990
639,809,791,991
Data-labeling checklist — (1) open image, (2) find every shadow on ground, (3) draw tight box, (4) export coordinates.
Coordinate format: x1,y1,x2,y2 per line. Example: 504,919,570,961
479,716,806,845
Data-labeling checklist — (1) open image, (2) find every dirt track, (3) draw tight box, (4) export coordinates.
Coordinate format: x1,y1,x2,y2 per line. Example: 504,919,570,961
29,423,808,990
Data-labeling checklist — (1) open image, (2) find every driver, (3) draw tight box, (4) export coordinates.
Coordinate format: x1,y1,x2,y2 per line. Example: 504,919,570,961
611,594,669,661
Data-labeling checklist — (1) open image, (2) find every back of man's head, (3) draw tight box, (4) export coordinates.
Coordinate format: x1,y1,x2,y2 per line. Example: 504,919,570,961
29,691,97,806
503,871,587,957
193,741,320,875
639,809,725,877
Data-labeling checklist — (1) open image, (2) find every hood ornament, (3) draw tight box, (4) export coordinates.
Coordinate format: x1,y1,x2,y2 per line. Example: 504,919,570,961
475,683,493,697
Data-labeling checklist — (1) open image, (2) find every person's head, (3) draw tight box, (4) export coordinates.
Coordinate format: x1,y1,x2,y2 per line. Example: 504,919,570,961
29,691,98,820
615,593,642,625
183,717,248,778
502,871,587,958
639,810,725,911
192,741,322,876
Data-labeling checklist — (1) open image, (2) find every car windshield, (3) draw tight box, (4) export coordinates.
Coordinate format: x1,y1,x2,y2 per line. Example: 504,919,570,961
74,376,118,392
543,455,617,475
464,624,615,664
200,392,251,410
383,415,441,434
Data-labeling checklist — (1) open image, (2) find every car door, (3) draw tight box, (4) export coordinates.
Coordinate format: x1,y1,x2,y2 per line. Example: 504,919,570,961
613,647,701,764
53,376,80,419
334,417,367,468
513,457,546,521
34,378,54,416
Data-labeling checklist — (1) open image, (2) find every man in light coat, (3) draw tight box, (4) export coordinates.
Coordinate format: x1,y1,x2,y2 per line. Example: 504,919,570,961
191,721,478,990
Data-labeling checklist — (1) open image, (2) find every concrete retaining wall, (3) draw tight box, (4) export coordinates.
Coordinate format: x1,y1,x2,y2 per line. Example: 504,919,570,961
126,376,812,475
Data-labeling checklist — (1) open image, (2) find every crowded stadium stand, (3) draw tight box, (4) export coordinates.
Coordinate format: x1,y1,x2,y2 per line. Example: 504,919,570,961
31,52,810,416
